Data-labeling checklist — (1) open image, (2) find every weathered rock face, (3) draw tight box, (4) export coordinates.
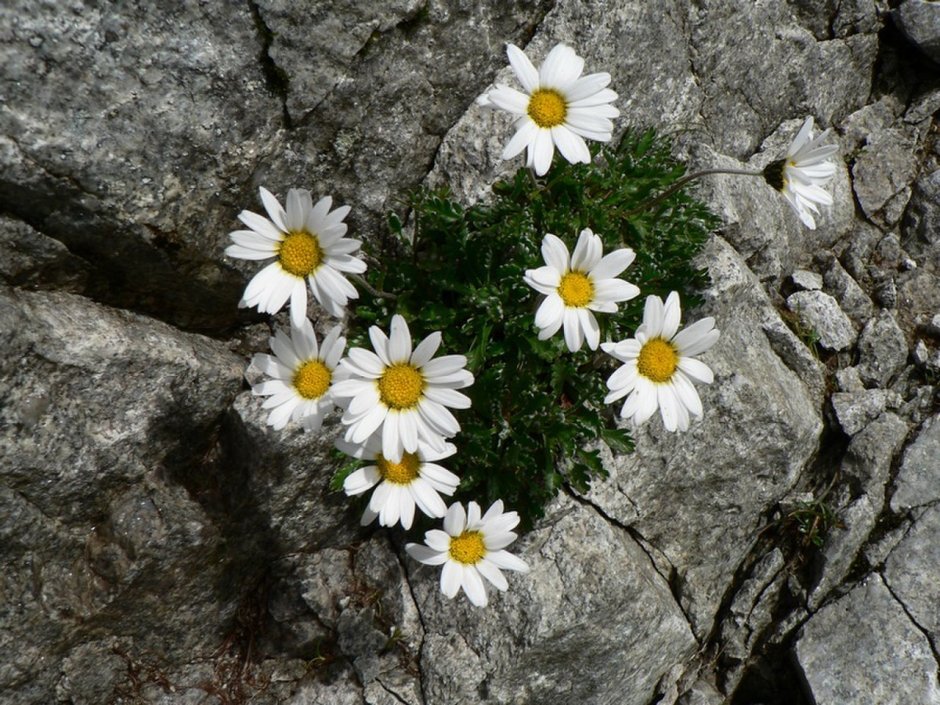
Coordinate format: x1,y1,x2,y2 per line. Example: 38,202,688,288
0,285,244,702
2,1,939,704
795,574,940,705
582,236,823,636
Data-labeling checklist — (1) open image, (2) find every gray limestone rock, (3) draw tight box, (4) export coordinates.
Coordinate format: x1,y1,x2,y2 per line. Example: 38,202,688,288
791,269,823,291
583,237,822,636
677,679,725,705
903,168,940,263
227,392,360,553
786,290,857,351
0,286,245,701
913,339,930,366
795,573,940,705
0,214,89,292
883,504,940,641
808,413,910,608
831,390,889,435
718,549,787,691
891,414,940,512
835,366,865,392
894,0,940,64
852,127,920,224
762,317,828,405
410,494,697,705
856,312,908,386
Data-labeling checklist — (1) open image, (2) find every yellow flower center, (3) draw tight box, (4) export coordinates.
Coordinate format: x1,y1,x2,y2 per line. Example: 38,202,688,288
558,271,594,307
637,338,679,383
378,364,425,409
293,360,332,399
449,530,486,565
278,230,323,277
527,88,567,128
376,452,420,485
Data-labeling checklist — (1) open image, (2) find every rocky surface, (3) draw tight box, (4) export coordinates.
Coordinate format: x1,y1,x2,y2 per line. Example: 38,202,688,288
2,1,939,704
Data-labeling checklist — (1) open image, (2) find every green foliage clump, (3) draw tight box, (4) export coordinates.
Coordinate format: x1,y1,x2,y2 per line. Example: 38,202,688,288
346,130,719,528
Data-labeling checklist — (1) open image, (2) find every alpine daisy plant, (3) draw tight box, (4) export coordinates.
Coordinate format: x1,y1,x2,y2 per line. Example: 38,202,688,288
337,435,461,530
524,228,639,352
226,187,367,326
332,314,474,464
602,292,720,432
762,117,838,230
250,318,346,432
406,500,529,608
216,38,847,611
480,43,619,176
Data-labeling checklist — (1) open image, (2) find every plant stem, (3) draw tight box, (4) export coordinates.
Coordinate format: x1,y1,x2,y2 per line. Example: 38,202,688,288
623,167,764,216
350,274,397,300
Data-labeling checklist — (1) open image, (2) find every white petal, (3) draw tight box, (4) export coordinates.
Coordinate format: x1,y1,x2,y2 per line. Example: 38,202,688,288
658,385,679,432
399,491,416,530
578,308,600,350
418,399,460,436
634,377,659,425
489,85,530,115
411,332,442,367
673,318,719,356
399,409,419,454
590,247,635,279
541,233,569,273
643,295,665,337
422,355,469,378
444,502,466,536
259,187,288,231
593,279,640,304
531,127,555,176
551,125,591,165
225,244,274,260
289,280,308,329
388,314,413,362
661,291,681,340
406,544,448,565
787,116,815,157
347,348,385,378
525,265,562,293
461,566,488,607
673,371,704,417
424,386,471,409
382,411,403,463
563,308,583,352
539,43,582,88
502,119,539,161
425,530,452,552
535,293,565,329
441,561,462,598
343,466,382,496
476,559,509,591
369,325,392,365
507,43,538,93
678,357,715,384
238,210,284,241
486,550,529,573
565,72,611,102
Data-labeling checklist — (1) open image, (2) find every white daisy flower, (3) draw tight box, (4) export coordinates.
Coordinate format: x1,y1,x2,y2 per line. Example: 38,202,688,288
602,292,719,432
480,43,619,176
250,318,346,431
331,314,474,464
763,117,838,230
406,500,529,608
225,186,367,326
337,435,460,530
524,228,639,352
